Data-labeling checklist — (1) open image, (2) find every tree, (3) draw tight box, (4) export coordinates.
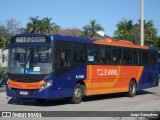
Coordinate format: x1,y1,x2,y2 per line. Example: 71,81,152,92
114,19,133,40
131,20,158,45
51,24,61,34
27,16,41,33
42,17,55,34
114,19,158,46
58,28,82,37
17,27,28,34
129,24,140,44
143,20,157,45
6,19,20,35
82,20,104,38
0,24,11,48
26,16,55,34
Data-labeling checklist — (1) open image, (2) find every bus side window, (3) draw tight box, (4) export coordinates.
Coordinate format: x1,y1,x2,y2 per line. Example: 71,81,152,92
133,49,138,65
73,44,86,63
123,48,132,64
87,45,99,64
142,50,149,65
100,46,111,64
56,49,70,67
112,47,122,64
150,51,157,65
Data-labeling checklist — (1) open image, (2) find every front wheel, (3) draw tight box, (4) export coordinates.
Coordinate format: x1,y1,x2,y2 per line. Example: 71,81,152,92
127,80,137,97
70,83,83,104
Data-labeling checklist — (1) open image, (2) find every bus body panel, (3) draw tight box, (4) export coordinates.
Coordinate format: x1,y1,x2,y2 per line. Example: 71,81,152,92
84,65,144,96
6,66,87,100
138,65,159,90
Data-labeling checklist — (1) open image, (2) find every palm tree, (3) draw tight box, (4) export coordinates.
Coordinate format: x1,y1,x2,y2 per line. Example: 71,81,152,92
114,19,158,45
82,19,104,38
42,17,55,34
27,17,55,34
136,20,158,45
27,16,40,33
137,20,157,37
114,19,133,40
82,25,91,38
144,20,157,46
144,20,157,38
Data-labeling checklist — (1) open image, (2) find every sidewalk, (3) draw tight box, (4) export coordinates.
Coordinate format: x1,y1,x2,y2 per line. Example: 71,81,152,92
0,85,6,92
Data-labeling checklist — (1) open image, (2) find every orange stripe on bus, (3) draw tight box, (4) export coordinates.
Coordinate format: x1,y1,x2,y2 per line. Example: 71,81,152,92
136,66,144,83
8,79,45,90
88,87,128,95
84,65,143,96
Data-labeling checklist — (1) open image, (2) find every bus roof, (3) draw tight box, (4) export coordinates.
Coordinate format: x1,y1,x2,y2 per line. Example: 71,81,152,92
51,34,95,43
11,34,158,50
94,38,149,49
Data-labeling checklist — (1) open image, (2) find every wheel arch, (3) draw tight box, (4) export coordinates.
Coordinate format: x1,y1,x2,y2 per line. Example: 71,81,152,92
76,80,86,96
130,78,137,86
127,78,137,97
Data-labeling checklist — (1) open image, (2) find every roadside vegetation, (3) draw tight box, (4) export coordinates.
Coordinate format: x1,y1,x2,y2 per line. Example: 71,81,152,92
0,65,7,85
0,17,159,50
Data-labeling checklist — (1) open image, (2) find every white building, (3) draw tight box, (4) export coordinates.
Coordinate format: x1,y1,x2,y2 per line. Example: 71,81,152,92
0,49,8,67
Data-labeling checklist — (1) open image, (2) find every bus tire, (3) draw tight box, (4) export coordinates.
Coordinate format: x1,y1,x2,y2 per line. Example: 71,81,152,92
127,80,137,97
70,83,83,104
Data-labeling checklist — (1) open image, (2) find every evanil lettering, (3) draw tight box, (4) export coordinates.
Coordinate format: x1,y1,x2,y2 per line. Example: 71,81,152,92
97,69,118,76
16,37,46,43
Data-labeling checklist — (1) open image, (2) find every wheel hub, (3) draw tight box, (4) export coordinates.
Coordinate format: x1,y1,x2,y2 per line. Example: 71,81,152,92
74,88,81,99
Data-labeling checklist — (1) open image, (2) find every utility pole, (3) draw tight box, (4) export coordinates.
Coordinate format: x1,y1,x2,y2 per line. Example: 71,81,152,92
141,0,144,46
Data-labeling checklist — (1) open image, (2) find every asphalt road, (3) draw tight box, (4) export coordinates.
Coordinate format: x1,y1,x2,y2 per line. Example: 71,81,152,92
0,85,160,120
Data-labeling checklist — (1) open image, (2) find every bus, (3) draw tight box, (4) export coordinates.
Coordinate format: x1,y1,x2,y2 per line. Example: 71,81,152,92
5,34,159,104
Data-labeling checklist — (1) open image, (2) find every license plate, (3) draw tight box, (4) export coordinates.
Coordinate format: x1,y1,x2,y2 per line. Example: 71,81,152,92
20,91,28,95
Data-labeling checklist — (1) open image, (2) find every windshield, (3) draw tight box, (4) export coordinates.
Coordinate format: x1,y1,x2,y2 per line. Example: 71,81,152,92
8,47,53,74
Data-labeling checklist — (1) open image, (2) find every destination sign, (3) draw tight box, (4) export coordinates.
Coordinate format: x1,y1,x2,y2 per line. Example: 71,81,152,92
15,37,47,43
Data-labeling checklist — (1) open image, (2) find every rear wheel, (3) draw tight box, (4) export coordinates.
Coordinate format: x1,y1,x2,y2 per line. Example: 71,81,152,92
127,80,137,97
70,83,83,104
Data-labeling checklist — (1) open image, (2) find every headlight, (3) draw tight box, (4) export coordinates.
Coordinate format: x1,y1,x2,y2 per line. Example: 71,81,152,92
39,80,52,92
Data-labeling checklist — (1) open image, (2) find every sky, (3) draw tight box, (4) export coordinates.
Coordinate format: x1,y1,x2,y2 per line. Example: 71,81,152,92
0,0,160,37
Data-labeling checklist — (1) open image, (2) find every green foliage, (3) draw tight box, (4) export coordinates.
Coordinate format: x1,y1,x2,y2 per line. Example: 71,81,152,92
0,19,21,48
0,17,160,49
114,19,159,48
82,19,104,38
114,19,133,40
0,24,11,48
26,16,55,34
0,67,7,82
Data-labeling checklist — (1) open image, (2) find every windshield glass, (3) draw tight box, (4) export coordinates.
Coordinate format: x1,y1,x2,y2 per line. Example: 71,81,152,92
8,47,53,74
